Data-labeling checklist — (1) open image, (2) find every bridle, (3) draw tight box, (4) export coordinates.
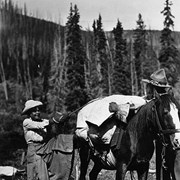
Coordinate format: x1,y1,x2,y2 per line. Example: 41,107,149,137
151,95,180,171
150,93,180,148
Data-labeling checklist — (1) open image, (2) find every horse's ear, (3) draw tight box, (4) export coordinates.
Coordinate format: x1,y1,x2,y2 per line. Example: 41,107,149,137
154,89,160,100
167,87,174,97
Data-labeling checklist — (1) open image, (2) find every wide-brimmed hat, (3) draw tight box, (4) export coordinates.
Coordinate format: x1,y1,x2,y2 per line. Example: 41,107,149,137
142,69,171,88
22,100,43,115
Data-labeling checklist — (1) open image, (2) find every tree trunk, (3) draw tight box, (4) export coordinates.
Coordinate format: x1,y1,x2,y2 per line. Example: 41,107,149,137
0,50,8,100
130,39,135,95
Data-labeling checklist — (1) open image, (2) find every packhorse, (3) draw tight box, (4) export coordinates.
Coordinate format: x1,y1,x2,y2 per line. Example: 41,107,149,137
76,92,180,180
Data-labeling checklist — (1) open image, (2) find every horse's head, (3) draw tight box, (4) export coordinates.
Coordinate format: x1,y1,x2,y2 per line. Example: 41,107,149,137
154,92,180,149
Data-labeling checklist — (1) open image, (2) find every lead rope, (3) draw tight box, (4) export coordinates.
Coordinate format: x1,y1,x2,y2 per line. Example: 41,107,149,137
152,105,168,172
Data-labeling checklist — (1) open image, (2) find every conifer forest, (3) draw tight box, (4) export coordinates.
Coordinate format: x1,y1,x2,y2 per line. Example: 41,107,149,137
0,0,180,179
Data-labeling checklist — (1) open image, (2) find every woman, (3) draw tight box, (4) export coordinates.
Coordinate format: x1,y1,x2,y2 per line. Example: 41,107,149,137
22,99,69,180
22,100,50,180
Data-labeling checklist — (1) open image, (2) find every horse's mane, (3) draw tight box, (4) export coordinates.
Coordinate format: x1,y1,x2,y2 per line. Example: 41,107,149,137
166,93,180,111
157,93,180,114
127,99,155,136
127,93,180,139
160,93,173,110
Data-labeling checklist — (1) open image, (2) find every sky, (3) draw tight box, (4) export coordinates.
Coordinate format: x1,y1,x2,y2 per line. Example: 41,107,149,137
12,0,180,31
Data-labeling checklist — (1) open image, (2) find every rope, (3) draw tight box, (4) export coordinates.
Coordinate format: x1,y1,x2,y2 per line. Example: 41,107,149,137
161,129,180,135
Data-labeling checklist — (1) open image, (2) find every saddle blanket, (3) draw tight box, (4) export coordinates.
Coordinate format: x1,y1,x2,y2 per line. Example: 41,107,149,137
77,94,146,127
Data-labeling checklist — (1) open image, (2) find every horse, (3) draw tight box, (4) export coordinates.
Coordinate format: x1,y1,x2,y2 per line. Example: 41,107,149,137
155,93,180,180
76,93,180,180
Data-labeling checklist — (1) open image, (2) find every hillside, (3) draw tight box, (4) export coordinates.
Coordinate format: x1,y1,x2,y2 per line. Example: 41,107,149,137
122,29,180,53
1,4,180,174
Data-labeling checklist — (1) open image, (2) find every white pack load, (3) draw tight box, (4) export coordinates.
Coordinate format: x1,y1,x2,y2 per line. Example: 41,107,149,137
77,94,146,127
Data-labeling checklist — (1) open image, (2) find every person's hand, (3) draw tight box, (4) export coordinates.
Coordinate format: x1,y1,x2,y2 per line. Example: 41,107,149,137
109,102,119,112
89,134,98,139
42,119,49,126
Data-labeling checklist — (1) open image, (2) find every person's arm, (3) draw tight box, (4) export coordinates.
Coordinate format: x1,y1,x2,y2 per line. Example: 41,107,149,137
23,118,49,130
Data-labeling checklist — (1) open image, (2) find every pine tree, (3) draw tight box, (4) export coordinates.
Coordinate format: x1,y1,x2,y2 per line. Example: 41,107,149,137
112,19,131,95
133,13,147,95
83,29,95,99
47,27,66,114
92,14,109,96
159,0,179,86
65,4,89,111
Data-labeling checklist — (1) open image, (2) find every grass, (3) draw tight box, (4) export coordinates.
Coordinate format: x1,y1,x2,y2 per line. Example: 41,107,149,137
0,151,156,180
82,151,156,180
0,146,156,180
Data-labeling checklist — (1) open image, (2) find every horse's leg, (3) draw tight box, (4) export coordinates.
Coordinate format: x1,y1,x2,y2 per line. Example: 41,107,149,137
174,149,180,180
79,142,90,180
89,162,102,180
136,162,149,180
155,140,162,180
115,163,127,180
163,151,175,180
156,141,173,180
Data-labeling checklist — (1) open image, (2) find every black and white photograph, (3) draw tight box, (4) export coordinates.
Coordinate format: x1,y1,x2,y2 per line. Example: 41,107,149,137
1,0,180,179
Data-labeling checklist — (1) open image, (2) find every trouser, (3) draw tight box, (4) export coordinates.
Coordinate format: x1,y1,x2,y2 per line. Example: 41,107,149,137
26,143,49,180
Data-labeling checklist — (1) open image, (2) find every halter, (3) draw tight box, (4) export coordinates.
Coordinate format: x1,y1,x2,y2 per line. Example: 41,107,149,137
151,95,180,171
150,93,180,141
153,95,180,143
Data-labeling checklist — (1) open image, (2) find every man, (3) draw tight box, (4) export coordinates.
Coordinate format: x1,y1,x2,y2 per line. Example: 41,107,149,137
142,68,171,100
142,68,173,176
22,100,50,180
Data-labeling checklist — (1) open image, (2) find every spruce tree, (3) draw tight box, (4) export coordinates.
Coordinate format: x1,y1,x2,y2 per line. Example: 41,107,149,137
159,0,179,86
92,14,109,96
133,13,147,95
65,4,89,111
112,19,131,95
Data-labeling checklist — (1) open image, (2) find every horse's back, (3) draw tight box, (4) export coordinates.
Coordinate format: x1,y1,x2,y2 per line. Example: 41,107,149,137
77,94,146,127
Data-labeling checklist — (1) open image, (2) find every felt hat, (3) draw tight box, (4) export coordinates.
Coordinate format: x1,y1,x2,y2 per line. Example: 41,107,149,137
22,100,43,115
142,69,171,88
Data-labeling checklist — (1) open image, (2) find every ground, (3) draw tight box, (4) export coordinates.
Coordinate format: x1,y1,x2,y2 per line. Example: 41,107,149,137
0,150,156,180
83,151,156,180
